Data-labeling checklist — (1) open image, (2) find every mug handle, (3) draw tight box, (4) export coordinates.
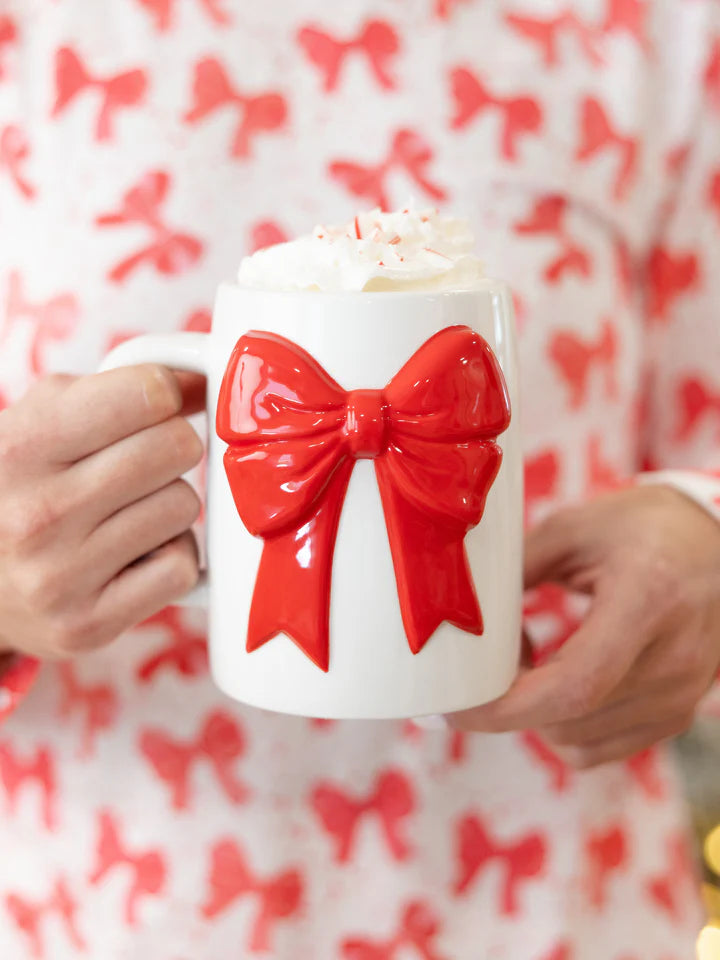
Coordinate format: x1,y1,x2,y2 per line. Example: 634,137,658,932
99,333,211,607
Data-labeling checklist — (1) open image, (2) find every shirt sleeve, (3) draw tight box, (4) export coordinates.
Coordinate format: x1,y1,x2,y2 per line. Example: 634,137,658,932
638,26,720,522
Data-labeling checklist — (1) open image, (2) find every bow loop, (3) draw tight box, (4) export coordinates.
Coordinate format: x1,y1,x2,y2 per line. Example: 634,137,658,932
385,325,511,441
217,331,347,444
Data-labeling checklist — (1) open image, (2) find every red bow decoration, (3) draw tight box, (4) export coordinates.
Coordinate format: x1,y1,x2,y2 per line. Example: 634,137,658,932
548,318,617,409
0,15,17,80
201,839,303,953
5,878,86,957
297,19,399,92
58,663,118,759
453,813,547,911
311,768,415,863
3,271,80,375
95,170,204,283
676,375,720,442
706,38,720,108
514,195,592,285
449,67,543,160
139,710,248,809
341,900,446,960
52,46,147,141
89,811,166,926
184,57,287,158
328,127,446,211
136,0,230,30
0,124,35,199
505,11,603,67
646,245,699,323
216,326,511,671
577,97,638,199
135,606,209,683
584,824,627,909
0,742,56,830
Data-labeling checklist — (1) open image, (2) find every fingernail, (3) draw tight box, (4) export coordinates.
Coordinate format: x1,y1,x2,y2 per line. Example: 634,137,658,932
411,714,449,730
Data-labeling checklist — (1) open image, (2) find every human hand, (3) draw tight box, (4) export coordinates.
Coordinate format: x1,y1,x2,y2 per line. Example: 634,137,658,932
451,485,720,767
0,365,205,660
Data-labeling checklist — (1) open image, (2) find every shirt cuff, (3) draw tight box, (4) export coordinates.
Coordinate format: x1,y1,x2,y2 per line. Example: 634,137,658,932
637,470,720,524
0,654,40,722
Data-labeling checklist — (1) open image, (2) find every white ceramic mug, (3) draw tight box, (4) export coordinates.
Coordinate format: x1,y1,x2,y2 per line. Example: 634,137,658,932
101,280,522,719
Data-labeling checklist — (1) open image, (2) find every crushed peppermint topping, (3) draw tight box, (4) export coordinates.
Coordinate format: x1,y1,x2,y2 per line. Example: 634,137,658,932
238,203,484,292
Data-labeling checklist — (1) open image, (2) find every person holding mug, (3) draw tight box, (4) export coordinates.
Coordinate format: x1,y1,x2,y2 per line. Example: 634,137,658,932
1,2,720,958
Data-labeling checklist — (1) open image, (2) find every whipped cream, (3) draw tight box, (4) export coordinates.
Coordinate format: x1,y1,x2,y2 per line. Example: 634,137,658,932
238,206,484,292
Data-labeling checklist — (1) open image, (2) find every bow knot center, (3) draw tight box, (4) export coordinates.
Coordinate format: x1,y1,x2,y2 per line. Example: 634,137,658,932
345,390,387,459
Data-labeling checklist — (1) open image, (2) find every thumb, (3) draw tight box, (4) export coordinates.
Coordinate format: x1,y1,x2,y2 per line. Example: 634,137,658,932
524,508,581,590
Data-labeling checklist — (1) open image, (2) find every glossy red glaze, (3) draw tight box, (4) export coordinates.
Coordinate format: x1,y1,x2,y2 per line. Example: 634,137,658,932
215,325,511,672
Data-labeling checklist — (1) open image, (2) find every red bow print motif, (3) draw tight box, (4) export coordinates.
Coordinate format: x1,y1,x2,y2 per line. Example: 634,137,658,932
453,814,547,910
249,220,288,253
603,0,648,48
514,195,593,285
676,375,720,443
710,170,720,223
216,327,510,671
329,128,446,211
586,435,622,495
548,318,618,410
57,663,118,758
89,811,166,926
705,38,720,110
541,946,572,960
0,654,39,723
135,0,230,31
311,769,415,863
584,824,627,909
645,834,694,922
52,46,147,141
435,0,472,20
5,878,85,958
3,271,80,375
0,741,57,830
520,731,570,793
96,170,204,283
0,15,17,80
140,710,248,810
505,11,603,67
341,900,447,960
184,57,287,159
576,98,638,200
524,449,561,526
625,748,665,800
135,606,208,683
450,67,543,160
201,839,303,953
646,245,699,323
298,19,399,92
0,124,35,199
523,583,580,666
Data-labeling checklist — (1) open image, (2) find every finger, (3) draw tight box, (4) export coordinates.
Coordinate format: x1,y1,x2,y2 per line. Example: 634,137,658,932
542,691,673,747
553,714,694,770
175,372,207,416
42,364,184,462
451,579,651,732
66,415,204,531
94,531,200,639
524,508,581,591
81,479,201,589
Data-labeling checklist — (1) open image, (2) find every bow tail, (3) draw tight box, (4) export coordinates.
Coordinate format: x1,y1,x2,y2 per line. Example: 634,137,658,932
246,460,355,672
374,462,483,655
